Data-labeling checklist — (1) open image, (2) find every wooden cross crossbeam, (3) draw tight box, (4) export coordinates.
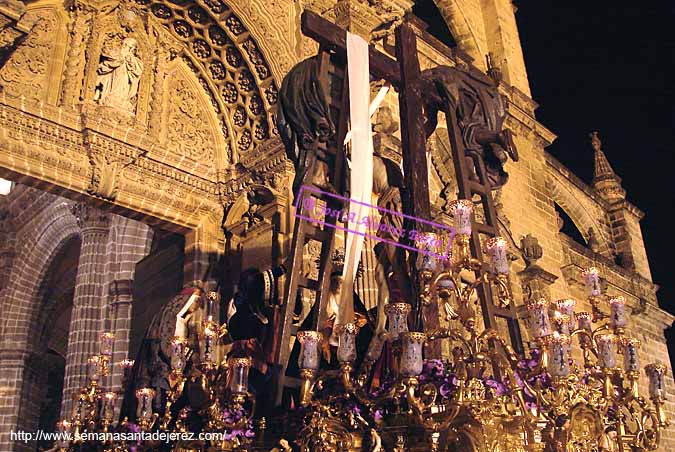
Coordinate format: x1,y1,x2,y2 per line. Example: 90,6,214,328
298,9,523,354
301,9,432,236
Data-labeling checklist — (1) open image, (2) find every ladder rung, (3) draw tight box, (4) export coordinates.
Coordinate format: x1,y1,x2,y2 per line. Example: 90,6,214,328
297,276,320,291
301,223,331,242
468,181,489,194
474,223,497,235
492,306,515,317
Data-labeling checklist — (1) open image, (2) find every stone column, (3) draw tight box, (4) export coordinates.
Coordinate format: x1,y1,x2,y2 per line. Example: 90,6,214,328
183,218,223,287
60,204,111,418
0,350,49,452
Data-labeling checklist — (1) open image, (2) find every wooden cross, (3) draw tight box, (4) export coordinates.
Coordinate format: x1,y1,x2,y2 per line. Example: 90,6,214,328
300,10,523,353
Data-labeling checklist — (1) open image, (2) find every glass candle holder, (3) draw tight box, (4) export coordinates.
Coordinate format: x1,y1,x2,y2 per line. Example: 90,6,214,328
102,392,117,421
576,312,592,346
171,336,187,373
623,338,641,373
135,388,155,421
400,332,427,377
228,357,251,394
87,356,101,382
486,237,509,275
416,232,439,273
202,322,217,365
206,291,219,323
297,331,323,370
555,299,577,331
581,267,601,297
100,332,115,357
547,333,571,377
385,303,411,341
119,359,134,384
56,420,71,448
448,199,473,236
596,334,618,369
337,323,359,363
609,296,627,330
645,363,667,400
526,298,551,339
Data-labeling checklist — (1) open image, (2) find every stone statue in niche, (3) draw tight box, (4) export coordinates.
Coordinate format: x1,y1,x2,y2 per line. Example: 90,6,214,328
94,37,143,114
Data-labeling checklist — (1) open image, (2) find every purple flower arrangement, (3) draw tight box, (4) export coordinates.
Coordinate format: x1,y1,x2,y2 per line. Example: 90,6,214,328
221,407,256,441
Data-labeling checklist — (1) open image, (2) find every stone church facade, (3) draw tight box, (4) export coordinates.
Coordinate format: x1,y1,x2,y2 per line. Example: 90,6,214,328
0,0,671,450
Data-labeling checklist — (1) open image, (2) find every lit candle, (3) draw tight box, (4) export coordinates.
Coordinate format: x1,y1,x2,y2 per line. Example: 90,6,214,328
547,333,571,377
623,338,641,373
555,299,577,331
526,298,551,339
416,233,439,273
581,267,601,297
297,331,323,371
645,363,667,400
102,392,117,421
135,388,155,421
576,312,592,346
596,334,618,369
385,303,411,341
56,420,71,447
228,357,251,394
400,332,427,377
337,323,359,364
448,199,473,236
609,296,627,330
486,237,509,275
119,359,134,385
171,337,187,373
206,291,219,323
552,311,571,336
100,332,115,357
87,356,101,382
202,322,216,365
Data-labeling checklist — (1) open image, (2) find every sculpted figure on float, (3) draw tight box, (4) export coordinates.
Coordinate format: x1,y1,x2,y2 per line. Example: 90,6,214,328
422,65,518,188
94,37,143,114
277,56,335,195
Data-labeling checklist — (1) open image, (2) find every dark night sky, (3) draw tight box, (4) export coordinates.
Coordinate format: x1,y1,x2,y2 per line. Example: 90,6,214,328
514,2,675,314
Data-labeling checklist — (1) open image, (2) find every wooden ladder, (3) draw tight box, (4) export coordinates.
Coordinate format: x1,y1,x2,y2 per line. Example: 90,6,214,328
273,49,351,406
444,106,524,354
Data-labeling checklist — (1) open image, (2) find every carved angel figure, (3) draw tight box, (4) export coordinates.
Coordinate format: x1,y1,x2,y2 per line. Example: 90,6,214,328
94,37,143,114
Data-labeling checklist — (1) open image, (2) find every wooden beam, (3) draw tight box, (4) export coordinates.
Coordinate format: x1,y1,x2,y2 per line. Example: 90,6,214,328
396,23,431,227
301,10,401,85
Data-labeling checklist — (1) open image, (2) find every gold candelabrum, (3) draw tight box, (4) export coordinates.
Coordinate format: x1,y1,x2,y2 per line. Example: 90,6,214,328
53,331,135,451
53,292,257,452
295,199,669,452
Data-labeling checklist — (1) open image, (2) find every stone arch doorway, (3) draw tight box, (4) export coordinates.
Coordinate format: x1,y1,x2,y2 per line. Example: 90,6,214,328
34,235,80,450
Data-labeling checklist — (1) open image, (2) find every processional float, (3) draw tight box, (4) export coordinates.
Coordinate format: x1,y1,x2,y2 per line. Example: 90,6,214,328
51,9,668,452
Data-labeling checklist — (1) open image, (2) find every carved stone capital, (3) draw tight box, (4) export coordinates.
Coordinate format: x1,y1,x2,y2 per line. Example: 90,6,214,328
71,203,110,231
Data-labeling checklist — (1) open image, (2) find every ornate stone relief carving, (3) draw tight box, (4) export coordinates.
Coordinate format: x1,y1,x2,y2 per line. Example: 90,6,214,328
164,72,219,163
147,0,277,162
0,8,58,102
